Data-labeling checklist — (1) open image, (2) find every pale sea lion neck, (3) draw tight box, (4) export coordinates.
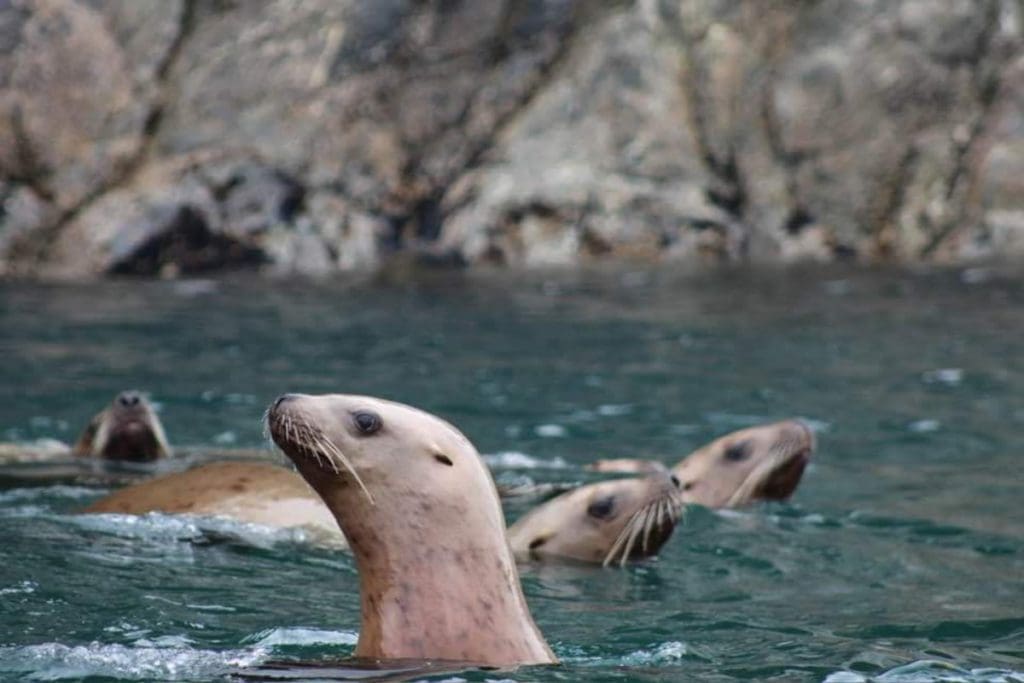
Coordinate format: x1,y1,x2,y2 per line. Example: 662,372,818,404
269,393,556,667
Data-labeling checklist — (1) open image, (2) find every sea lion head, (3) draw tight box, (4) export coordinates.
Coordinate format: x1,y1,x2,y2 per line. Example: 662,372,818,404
73,391,171,462
673,419,815,508
266,392,555,666
507,471,684,567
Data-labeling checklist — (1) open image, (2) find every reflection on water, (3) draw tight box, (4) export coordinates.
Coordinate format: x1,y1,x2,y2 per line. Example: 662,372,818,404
1,265,1022,681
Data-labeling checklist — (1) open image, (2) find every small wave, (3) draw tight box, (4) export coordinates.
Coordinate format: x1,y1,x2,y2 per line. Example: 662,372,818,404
534,424,568,438
0,642,264,681
922,368,964,386
825,659,1024,682
559,640,694,668
597,403,633,417
0,580,37,595
0,486,104,504
483,451,570,469
244,627,358,648
620,641,689,665
67,512,326,550
908,419,942,433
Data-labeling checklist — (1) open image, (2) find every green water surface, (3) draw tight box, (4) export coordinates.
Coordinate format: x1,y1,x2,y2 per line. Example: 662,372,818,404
0,266,1022,682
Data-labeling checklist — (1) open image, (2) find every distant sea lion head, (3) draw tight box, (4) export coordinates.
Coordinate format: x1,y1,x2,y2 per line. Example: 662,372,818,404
73,390,171,462
674,419,815,508
266,392,555,666
507,471,684,566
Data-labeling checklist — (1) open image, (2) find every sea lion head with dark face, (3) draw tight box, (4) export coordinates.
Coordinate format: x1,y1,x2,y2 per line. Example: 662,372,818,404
673,420,815,508
266,392,555,667
72,391,171,462
507,471,684,566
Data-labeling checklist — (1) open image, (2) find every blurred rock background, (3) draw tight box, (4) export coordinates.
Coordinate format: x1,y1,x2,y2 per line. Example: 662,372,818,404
0,0,1021,278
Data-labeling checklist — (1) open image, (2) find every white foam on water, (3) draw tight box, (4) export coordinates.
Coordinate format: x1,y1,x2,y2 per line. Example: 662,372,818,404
534,424,568,438
922,368,964,386
65,511,320,550
483,451,570,469
0,642,266,681
596,403,633,417
0,580,37,595
824,660,1024,683
559,640,693,668
620,640,689,665
244,626,358,648
908,419,941,433
67,512,206,543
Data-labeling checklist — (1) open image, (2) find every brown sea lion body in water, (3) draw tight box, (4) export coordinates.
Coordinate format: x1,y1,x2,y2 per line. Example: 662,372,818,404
589,420,816,508
73,391,171,461
82,461,343,544
507,470,684,566
267,392,556,667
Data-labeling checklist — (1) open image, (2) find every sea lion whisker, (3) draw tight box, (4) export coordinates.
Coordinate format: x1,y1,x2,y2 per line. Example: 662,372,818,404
726,453,779,507
316,432,376,506
314,435,341,474
657,498,671,529
261,407,271,442
602,512,634,567
640,503,658,554
618,510,646,567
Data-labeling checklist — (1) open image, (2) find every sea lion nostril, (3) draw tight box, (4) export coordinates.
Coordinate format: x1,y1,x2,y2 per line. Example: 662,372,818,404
670,474,681,489
118,392,140,407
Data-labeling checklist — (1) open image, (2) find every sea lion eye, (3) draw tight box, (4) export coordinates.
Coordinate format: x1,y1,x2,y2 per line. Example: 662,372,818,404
723,442,749,462
353,411,382,435
433,453,453,466
587,496,616,520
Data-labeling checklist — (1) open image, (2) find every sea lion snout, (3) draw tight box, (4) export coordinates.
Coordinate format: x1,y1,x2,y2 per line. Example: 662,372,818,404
73,390,171,461
790,419,816,451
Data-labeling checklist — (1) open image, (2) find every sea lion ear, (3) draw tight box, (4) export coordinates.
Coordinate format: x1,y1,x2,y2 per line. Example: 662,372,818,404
429,445,454,466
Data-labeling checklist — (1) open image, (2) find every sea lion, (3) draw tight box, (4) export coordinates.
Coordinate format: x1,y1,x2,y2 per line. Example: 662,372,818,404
266,392,556,667
586,458,668,475
589,420,815,508
73,391,171,461
507,470,683,566
82,461,343,544
675,420,814,508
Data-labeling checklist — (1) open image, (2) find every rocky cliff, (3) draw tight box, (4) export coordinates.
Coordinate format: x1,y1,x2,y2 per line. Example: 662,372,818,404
1,0,1021,278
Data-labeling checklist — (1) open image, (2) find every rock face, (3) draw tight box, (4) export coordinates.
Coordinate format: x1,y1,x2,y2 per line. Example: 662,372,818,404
0,0,1021,277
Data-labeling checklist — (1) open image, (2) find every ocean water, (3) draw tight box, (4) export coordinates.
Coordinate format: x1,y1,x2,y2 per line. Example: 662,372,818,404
0,265,1022,682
